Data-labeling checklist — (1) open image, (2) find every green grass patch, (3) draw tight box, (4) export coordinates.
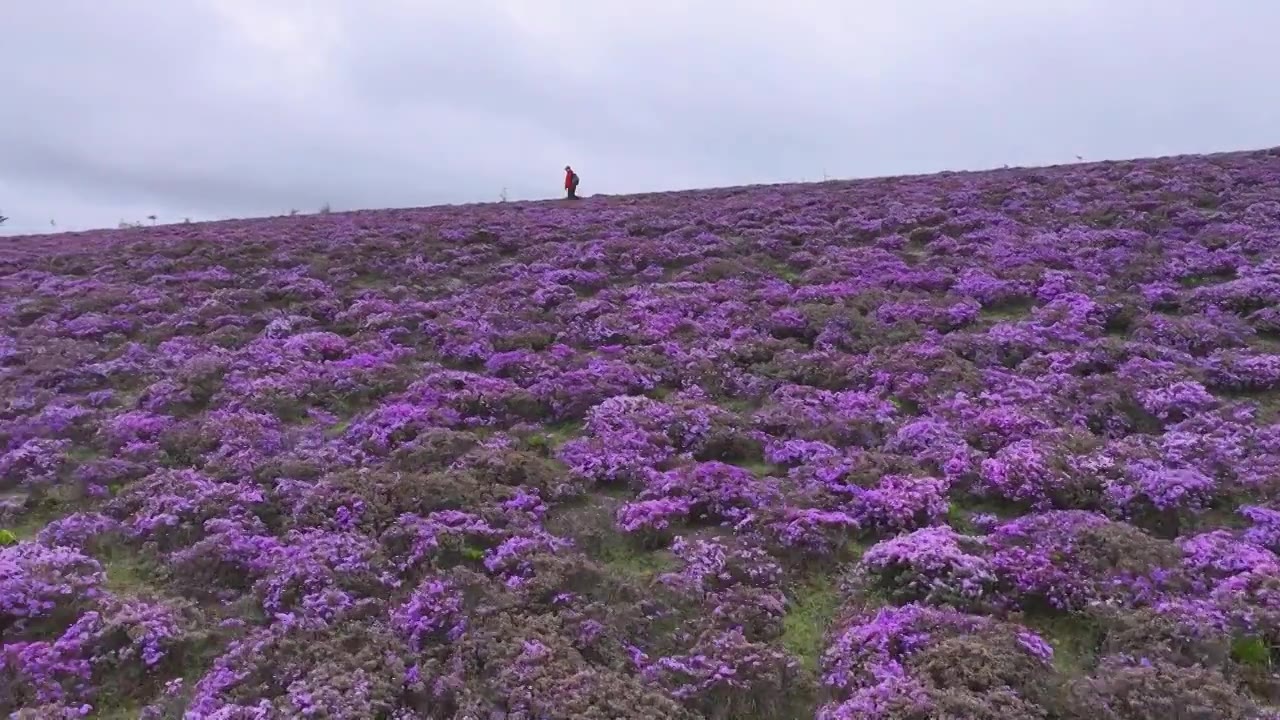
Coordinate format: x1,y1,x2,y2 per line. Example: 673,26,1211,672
731,459,785,477
1247,390,1280,424
979,303,1035,321
1177,271,1235,288
834,539,871,567
781,576,842,673
899,250,924,267
521,421,586,458
351,273,395,290
1193,193,1221,209
944,497,1017,535
1082,209,1122,228
592,484,635,501
891,396,922,416
5,504,64,541
101,545,161,594
756,258,803,283
1231,636,1273,668
946,504,977,533
92,701,145,720
1250,331,1280,349
323,418,353,438
1020,612,1103,675
67,445,101,463
716,398,761,415
595,533,675,581
646,385,674,401
543,420,584,445
1197,501,1248,531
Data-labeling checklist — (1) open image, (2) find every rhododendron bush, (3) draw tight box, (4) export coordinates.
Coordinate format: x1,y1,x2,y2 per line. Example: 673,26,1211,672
4,147,1280,717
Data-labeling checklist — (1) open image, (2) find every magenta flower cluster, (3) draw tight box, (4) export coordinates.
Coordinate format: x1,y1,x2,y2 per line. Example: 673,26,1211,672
4,147,1280,717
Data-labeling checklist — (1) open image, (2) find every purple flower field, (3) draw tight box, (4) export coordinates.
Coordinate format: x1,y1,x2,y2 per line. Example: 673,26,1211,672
4,147,1280,718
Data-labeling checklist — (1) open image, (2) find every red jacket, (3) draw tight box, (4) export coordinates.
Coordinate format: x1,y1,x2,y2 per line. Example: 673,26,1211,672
564,169,574,189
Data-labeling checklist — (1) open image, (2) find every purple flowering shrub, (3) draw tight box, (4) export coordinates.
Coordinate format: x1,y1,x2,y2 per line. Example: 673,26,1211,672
753,385,899,449
974,436,1090,510
849,510,1194,615
72,593,205,688
1205,350,1280,393
35,512,125,553
0,438,71,495
1211,564,1280,647
638,626,802,719
2,558,205,715
104,469,266,550
1064,655,1266,720
251,528,397,616
421,609,696,720
851,526,996,608
984,511,1184,611
1242,504,1280,553
391,575,468,650
97,411,174,460
558,394,739,487
7,147,1280,715
618,461,781,541
1,542,105,634
166,515,283,598
659,536,787,638
185,617,411,718
817,604,1058,719
1103,461,1219,537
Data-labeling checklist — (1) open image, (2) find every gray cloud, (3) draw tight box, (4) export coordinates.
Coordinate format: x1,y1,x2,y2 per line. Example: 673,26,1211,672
2,0,1278,236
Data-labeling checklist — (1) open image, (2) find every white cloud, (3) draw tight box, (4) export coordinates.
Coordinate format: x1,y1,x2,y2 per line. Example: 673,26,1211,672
2,0,1277,236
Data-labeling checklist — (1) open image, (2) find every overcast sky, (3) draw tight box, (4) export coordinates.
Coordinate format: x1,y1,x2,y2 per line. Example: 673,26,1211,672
2,1,1278,236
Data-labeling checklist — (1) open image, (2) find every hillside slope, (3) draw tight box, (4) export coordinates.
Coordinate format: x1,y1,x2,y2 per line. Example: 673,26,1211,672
4,148,1280,718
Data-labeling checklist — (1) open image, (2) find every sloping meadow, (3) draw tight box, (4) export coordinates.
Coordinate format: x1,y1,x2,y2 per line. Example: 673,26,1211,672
4,148,1280,718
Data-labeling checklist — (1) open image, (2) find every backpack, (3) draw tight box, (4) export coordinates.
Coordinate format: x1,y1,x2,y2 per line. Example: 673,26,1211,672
571,172,580,187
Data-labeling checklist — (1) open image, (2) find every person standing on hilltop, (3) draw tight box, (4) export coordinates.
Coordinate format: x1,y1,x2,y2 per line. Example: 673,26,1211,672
564,165,580,199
